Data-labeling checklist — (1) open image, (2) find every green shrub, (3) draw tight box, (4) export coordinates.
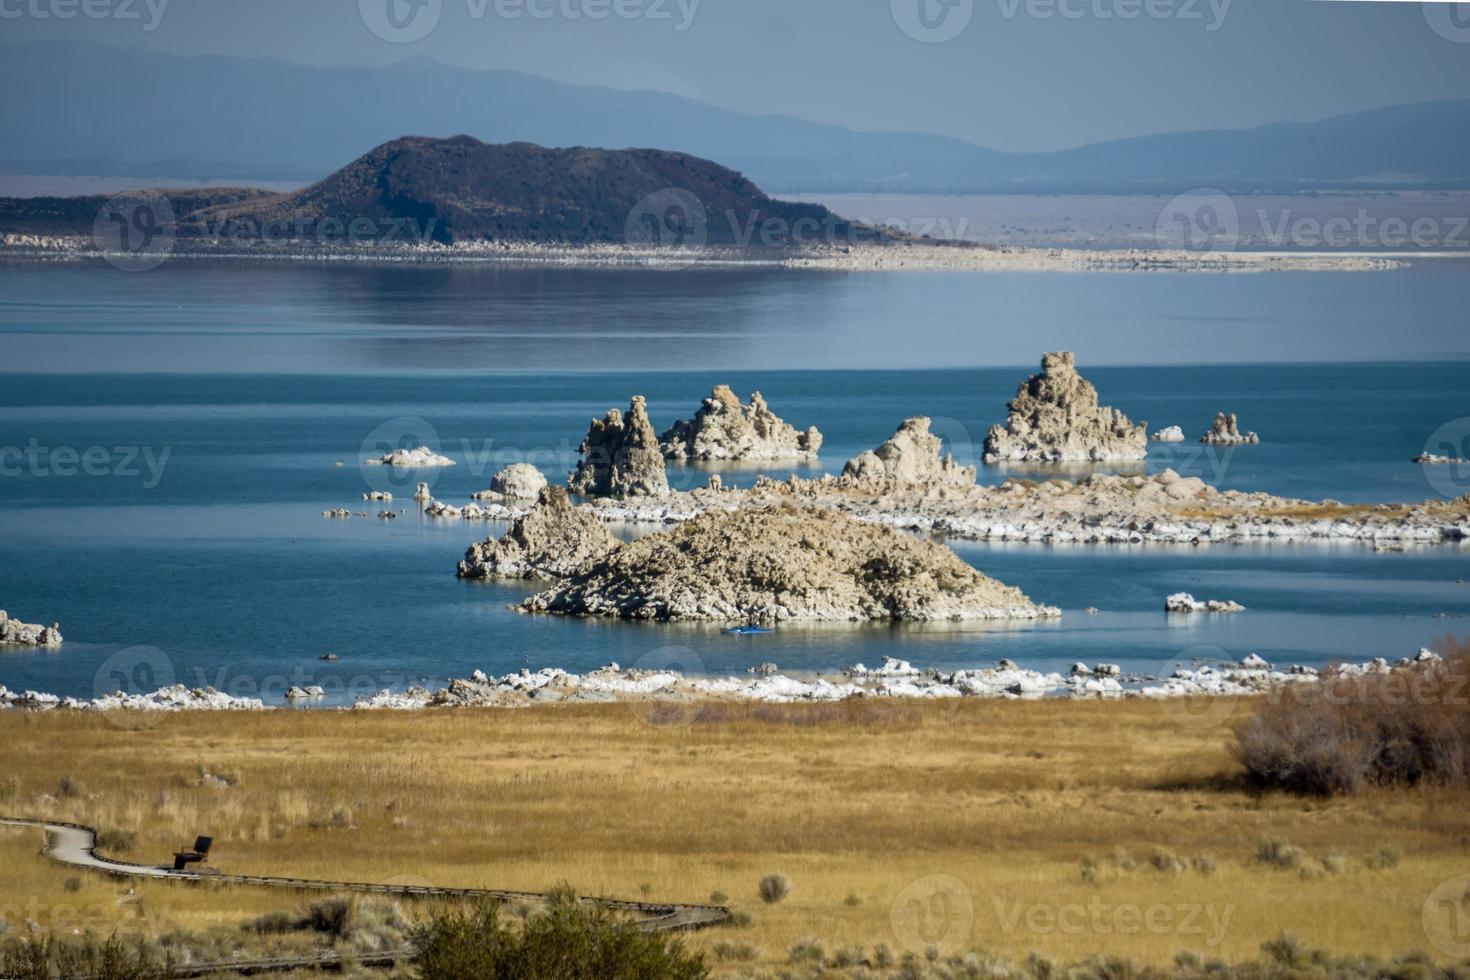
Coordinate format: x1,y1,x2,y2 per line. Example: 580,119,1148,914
0,934,170,980
1321,851,1348,874
712,941,756,962
1366,844,1403,870
758,873,790,904
413,886,708,980
303,897,355,938
1256,838,1306,870
1192,854,1217,876
708,890,728,905
1148,847,1187,873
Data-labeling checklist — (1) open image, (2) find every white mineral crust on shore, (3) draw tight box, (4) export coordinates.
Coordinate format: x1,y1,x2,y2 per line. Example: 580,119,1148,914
0,610,62,647
983,353,1148,463
660,385,821,461
4,650,1441,713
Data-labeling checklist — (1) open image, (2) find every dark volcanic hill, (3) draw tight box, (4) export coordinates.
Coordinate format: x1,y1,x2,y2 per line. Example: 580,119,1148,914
182,137,882,247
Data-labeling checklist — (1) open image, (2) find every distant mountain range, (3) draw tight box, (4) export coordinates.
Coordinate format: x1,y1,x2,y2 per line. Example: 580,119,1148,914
0,137,882,247
3,41,1468,194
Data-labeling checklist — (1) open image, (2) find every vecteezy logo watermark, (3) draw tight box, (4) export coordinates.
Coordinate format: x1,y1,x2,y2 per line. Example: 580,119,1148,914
624,189,709,270
1424,875,1470,958
0,0,169,31
360,0,699,42
1155,646,1242,732
1420,418,1470,499
627,646,706,728
891,0,975,42
993,896,1233,945
0,898,171,937
1425,1,1470,44
890,875,974,957
359,416,450,497
1250,209,1469,250
359,0,442,42
0,440,171,489
93,645,178,731
996,0,1230,30
92,192,175,272
1155,189,1239,253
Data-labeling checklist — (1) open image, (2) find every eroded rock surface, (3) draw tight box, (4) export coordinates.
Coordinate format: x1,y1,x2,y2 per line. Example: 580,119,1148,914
1200,413,1260,445
1165,593,1246,613
659,386,822,461
458,487,619,581
363,446,456,467
521,504,1057,622
0,611,62,647
1151,426,1185,443
472,463,548,502
842,417,975,487
568,396,670,498
983,352,1147,463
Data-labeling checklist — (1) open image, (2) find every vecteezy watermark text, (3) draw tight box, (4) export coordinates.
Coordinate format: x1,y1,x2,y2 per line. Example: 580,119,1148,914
0,0,168,31
892,0,1229,43
0,440,170,489
359,0,699,43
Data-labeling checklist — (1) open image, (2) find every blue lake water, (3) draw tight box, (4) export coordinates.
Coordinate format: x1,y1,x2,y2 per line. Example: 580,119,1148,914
1,260,1468,703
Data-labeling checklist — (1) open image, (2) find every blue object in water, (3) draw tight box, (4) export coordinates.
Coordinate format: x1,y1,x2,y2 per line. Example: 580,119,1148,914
724,625,774,636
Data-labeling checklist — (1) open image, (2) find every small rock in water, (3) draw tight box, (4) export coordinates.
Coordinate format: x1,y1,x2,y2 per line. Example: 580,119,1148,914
363,446,456,468
1150,425,1186,443
1200,412,1260,446
1165,592,1246,614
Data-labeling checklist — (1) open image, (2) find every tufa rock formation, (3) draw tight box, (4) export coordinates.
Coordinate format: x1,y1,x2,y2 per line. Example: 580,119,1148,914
1200,413,1260,445
521,504,1057,622
458,487,619,581
1151,426,1186,443
568,396,670,498
982,352,1147,463
0,610,62,647
473,463,548,502
842,417,975,487
659,386,822,461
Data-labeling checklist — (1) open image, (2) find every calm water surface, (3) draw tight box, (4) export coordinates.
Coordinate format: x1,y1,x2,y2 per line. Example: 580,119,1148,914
1,261,1467,702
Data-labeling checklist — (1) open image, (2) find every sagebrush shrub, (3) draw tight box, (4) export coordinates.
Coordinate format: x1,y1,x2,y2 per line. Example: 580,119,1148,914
1233,646,1470,795
413,886,708,980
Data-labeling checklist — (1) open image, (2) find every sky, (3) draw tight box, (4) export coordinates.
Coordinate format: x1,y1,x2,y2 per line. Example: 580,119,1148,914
2,0,1469,151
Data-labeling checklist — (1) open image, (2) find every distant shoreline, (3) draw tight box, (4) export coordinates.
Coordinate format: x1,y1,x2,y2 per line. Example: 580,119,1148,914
0,234,1410,273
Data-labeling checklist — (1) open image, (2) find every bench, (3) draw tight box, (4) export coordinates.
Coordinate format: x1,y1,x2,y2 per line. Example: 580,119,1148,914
173,835,213,871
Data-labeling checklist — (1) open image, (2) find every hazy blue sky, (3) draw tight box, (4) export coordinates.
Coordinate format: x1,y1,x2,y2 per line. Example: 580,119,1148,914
4,0,1470,150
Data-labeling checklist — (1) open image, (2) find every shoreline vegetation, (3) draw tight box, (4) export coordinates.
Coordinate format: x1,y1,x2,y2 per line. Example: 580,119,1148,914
2,691,1468,976
0,234,1412,273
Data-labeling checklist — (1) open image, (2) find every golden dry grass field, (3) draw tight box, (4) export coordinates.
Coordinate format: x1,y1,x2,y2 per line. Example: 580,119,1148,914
2,697,1468,974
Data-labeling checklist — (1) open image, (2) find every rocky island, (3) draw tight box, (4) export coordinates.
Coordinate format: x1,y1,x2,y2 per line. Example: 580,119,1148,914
458,487,619,581
842,417,975,487
568,396,670,498
0,610,62,647
660,386,821,461
1201,412,1260,445
519,504,1059,622
982,353,1148,463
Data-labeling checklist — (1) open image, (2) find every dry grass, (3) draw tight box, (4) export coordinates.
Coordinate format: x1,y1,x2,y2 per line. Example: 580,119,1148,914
1,698,1468,974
